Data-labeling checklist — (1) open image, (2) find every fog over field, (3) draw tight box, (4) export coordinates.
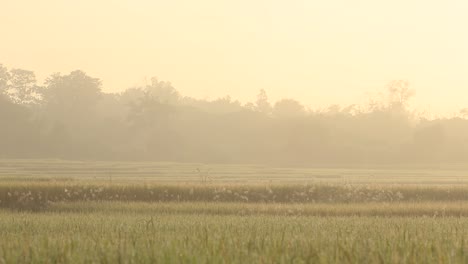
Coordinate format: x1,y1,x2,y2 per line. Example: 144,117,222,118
1,65,468,165
2,1,468,166
2,1,468,263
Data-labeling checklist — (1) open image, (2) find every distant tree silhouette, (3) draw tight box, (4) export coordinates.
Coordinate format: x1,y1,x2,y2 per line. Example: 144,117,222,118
0,93,39,157
146,77,180,104
256,89,272,115
43,70,101,108
38,71,103,158
386,80,415,111
128,92,175,129
0,65,40,105
0,64,9,96
273,99,306,118
2,63,468,165
121,87,145,106
8,69,40,105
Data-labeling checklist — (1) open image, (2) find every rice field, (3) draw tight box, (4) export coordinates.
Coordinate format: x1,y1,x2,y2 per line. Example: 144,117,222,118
2,159,468,184
3,159,468,263
3,202,468,263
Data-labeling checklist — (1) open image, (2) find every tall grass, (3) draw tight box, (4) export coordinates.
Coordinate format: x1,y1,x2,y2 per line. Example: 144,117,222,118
45,201,468,217
1,208,468,263
2,181,468,210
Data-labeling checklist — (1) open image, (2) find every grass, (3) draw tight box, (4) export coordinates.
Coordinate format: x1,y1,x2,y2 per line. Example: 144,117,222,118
3,159,468,263
3,181,468,210
3,159,468,184
2,203,468,263
47,201,468,217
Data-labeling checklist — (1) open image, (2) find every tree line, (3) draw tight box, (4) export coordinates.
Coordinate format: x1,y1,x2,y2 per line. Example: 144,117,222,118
1,63,466,165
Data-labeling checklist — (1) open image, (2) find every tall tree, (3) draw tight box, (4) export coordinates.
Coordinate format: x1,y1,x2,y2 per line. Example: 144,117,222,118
127,92,174,129
0,93,38,157
8,69,40,105
0,64,9,96
386,80,414,111
43,70,102,115
39,71,103,157
146,77,180,104
255,89,272,114
273,99,306,118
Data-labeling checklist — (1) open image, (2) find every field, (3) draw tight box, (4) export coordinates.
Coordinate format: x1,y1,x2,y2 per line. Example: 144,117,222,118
3,160,468,263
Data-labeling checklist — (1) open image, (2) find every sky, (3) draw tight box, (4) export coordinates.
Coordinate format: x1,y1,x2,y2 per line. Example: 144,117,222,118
1,0,467,116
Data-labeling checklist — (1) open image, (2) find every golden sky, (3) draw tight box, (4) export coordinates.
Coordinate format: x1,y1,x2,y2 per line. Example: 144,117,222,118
1,0,467,115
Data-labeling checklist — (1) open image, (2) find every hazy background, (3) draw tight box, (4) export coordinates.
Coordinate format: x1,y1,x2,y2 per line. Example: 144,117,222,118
2,0,468,165
2,0,467,116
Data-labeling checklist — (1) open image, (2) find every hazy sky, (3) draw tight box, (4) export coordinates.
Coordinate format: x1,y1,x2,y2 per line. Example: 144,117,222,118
1,0,467,115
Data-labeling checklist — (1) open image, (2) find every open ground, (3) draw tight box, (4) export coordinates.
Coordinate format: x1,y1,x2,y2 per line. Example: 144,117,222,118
2,160,468,263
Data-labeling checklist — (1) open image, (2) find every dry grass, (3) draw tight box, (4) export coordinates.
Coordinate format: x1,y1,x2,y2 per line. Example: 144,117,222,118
47,201,468,217
3,181,468,210
3,160,468,263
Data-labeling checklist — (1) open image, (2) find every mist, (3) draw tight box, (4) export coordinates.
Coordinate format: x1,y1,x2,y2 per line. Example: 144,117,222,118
4,1,468,262
1,64,467,166
2,1,468,115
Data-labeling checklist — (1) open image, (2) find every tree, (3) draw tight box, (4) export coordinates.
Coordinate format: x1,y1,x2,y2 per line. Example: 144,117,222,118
273,99,306,118
121,87,145,105
146,77,180,104
255,89,272,114
38,71,103,157
43,70,102,115
207,96,243,114
387,80,414,110
127,92,174,129
0,93,38,156
0,64,9,96
8,69,40,105
126,91,177,159
411,122,446,161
